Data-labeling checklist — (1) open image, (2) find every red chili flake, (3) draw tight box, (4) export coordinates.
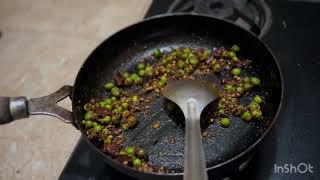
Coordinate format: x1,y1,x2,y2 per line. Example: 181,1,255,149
202,132,209,139
235,60,251,68
94,107,112,117
102,143,122,157
117,155,132,163
114,73,124,86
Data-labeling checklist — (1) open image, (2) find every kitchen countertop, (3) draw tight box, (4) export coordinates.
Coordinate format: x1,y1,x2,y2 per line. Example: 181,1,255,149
0,0,151,179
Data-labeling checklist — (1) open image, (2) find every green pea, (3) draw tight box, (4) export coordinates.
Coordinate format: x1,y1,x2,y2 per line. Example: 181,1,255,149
122,123,130,131
243,77,250,83
231,68,241,76
145,65,153,71
212,63,221,73
249,102,260,111
202,49,211,58
102,128,109,134
232,56,239,62
252,109,263,119
131,73,139,79
84,103,92,111
122,110,130,118
124,77,133,86
185,66,194,74
123,72,130,78
243,83,253,91
183,47,191,54
253,95,263,104
161,59,168,65
137,149,145,158
111,115,120,124
93,125,103,133
127,116,137,127
226,84,233,92
138,69,145,77
93,122,98,127
152,49,161,58
231,45,240,52
181,52,189,60
250,77,261,86
104,99,112,105
145,65,154,77
242,111,252,122
101,116,111,124
228,51,236,58
166,56,173,62
111,87,120,97
85,111,94,120
85,120,93,128
132,95,139,103
119,149,127,155
133,158,142,168
211,59,217,66
126,147,135,157
221,50,229,57
177,60,185,69
160,76,167,83
117,106,123,113
133,76,142,85
166,63,172,69
157,66,165,73
104,137,112,144
111,96,117,102
218,102,224,109
99,101,107,108
121,102,129,109
137,63,145,70
218,109,225,115
105,104,112,110
120,97,127,102
236,86,243,93
156,81,165,88
220,118,231,128
189,57,199,65
178,69,185,77
104,82,114,90
112,108,120,115
99,118,104,124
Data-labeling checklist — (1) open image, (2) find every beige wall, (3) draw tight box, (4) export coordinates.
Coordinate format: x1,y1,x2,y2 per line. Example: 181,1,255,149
0,0,151,179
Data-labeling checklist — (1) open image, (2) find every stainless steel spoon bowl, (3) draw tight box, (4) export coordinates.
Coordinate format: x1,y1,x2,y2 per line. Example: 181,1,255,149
162,80,220,180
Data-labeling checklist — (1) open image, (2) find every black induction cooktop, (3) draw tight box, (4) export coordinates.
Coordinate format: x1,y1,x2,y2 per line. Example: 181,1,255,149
59,0,320,179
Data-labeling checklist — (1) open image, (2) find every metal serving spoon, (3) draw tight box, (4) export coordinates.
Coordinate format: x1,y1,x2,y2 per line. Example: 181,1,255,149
162,80,220,180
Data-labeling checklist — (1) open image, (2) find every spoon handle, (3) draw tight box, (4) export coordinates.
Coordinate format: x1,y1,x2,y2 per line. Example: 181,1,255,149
184,101,208,180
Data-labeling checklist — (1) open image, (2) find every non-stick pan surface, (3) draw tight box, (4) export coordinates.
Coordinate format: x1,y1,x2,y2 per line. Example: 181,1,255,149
72,14,282,177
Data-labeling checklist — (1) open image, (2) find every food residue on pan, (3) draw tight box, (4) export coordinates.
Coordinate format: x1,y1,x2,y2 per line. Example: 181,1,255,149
81,45,266,172
151,121,160,129
202,132,209,139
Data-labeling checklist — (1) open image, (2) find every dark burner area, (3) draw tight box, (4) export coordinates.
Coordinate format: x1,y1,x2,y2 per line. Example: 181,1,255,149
167,0,271,37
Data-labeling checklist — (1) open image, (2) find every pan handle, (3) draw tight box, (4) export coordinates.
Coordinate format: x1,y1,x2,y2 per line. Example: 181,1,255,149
0,86,73,125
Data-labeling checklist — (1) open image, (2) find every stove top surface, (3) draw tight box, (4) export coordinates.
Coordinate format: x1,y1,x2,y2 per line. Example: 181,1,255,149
59,1,320,179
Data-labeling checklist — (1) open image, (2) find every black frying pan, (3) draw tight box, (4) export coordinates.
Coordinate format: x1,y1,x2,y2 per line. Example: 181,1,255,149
0,14,283,180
